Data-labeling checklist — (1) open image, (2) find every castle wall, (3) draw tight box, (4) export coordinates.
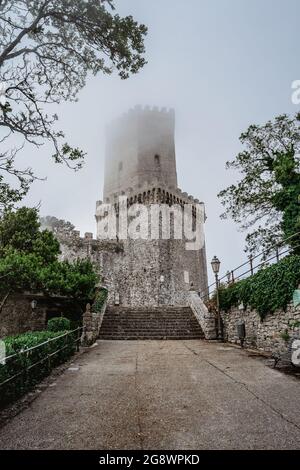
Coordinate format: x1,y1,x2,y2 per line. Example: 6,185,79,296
58,229,207,308
0,293,82,338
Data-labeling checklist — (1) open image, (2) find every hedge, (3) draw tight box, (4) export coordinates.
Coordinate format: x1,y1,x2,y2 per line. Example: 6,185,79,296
219,255,300,320
47,316,71,332
0,329,77,407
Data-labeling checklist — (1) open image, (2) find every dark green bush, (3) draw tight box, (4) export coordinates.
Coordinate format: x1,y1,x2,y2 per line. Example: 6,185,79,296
0,329,76,407
219,255,300,320
47,316,71,332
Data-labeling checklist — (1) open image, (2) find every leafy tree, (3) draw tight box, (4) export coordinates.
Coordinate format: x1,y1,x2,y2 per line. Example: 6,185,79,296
40,215,75,236
218,114,300,254
38,258,98,299
0,206,98,301
0,206,39,253
0,0,147,209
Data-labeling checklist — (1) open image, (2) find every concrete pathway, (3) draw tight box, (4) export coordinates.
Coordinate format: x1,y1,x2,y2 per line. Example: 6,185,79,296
0,340,299,450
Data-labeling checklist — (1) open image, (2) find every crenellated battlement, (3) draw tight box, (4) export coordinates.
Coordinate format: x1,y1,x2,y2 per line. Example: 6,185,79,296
98,185,203,207
95,186,206,226
111,104,175,122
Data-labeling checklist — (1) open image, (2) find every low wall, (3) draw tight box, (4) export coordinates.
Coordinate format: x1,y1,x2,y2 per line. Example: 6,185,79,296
221,303,300,355
0,293,83,338
81,298,107,346
0,293,46,338
189,291,217,339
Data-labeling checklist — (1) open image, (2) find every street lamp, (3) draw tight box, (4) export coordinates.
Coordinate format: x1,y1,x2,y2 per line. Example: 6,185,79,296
211,256,220,275
211,256,222,341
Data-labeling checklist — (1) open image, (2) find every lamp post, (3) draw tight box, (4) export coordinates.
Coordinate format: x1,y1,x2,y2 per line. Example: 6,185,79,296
211,255,222,341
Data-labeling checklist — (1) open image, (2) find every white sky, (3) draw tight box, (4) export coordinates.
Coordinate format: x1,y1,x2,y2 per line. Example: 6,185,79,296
19,0,300,283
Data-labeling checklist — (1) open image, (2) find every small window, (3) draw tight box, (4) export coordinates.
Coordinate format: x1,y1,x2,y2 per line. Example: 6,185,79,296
118,161,123,171
154,154,160,165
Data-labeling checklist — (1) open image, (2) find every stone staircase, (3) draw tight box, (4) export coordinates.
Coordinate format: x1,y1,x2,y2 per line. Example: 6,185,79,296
98,306,205,340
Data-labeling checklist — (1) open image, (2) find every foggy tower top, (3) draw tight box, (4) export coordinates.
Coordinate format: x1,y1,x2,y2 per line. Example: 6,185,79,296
103,105,178,200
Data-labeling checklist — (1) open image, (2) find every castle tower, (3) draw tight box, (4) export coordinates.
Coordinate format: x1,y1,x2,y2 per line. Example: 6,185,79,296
96,106,208,307
104,105,177,201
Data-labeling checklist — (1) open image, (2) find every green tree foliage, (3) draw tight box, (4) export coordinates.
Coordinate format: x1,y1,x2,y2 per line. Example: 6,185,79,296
0,207,98,300
40,215,75,236
0,0,147,209
219,255,300,319
218,114,300,254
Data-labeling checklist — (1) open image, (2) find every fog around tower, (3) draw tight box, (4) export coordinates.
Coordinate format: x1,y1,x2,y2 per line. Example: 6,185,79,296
20,0,300,283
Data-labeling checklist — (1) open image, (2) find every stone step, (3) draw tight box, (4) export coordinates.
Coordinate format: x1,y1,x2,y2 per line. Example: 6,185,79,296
99,306,204,340
106,307,192,311
101,312,198,317
105,311,193,316
99,319,198,327
100,331,204,339
99,335,204,341
100,328,201,333
102,310,190,318
101,328,202,335
100,320,200,325
100,320,201,326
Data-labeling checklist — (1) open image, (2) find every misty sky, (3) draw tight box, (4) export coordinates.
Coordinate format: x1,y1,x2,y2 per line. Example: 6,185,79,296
21,0,300,283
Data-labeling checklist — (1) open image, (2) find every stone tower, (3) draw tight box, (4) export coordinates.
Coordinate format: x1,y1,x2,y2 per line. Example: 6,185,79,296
104,105,177,201
96,105,208,307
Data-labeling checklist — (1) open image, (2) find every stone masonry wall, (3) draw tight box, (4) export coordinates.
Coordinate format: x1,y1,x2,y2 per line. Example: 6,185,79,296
81,298,107,346
189,291,216,339
0,293,83,338
221,303,300,355
0,293,46,337
59,230,208,308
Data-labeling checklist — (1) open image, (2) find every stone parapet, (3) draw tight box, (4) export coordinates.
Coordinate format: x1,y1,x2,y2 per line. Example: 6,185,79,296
81,298,107,346
188,291,217,339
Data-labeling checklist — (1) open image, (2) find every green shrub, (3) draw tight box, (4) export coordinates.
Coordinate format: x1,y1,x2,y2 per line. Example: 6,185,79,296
219,255,300,320
47,316,71,332
0,329,76,407
93,288,108,312
280,330,290,342
0,208,99,302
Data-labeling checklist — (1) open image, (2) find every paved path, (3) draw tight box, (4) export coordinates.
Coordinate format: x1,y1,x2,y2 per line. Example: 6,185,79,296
0,340,299,450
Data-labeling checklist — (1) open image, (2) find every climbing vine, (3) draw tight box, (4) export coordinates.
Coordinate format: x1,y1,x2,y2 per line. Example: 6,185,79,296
93,288,108,312
219,255,300,319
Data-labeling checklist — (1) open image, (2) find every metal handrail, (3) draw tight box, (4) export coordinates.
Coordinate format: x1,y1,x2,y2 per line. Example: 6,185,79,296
3,327,82,361
0,327,83,389
200,231,300,299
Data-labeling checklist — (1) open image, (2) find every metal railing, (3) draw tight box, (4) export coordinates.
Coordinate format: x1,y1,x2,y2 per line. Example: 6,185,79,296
0,327,83,390
200,232,300,300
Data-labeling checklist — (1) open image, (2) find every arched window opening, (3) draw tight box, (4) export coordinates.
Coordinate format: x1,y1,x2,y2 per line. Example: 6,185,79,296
154,154,160,165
